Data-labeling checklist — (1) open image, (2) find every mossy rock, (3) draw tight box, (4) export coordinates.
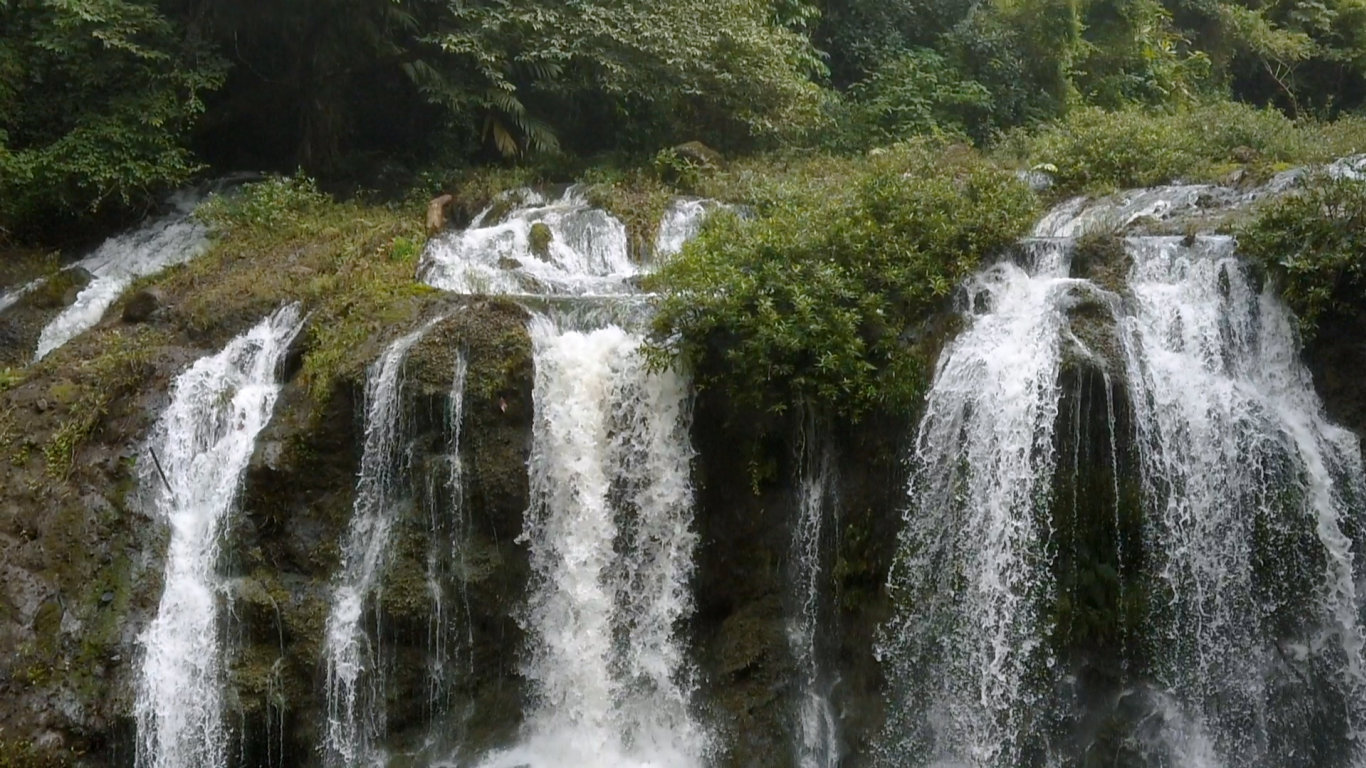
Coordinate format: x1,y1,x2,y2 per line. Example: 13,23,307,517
528,222,553,259
1070,232,1128,293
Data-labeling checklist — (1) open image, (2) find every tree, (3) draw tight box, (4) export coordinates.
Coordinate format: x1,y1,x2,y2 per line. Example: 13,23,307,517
0,0,225,238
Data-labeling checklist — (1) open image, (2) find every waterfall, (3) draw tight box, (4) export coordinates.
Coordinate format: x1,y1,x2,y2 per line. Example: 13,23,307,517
133,303,304,768
1119,234,1366,765
473,313,704,768
790,416,840,768
413,186,719,766
654,198,720,258
881,172,1366,766
879,239,1087,765
35,193,208,360
323,318,444,767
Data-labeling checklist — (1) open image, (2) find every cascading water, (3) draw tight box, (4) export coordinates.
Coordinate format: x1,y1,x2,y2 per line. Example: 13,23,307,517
419,188,713,767
878,237,1093,766
789,416,840,768
133,303,304,768
471,315,702,768
1120,234,1366,765
35,191,209,360
322,318,444,767
654,198,721,258
419,186,637,297
424,353,470,736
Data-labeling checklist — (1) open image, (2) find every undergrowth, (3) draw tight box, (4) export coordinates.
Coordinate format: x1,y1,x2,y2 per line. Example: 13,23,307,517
155,175,436,404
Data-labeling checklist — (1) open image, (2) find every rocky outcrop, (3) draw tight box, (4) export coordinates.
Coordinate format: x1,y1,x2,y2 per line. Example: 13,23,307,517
0,267,92,367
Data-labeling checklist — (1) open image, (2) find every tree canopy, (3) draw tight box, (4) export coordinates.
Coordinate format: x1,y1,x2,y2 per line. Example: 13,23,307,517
4,0,1366,239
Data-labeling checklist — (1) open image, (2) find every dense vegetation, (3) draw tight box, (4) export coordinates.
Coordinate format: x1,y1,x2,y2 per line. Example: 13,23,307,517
6,0,1366,240
6,0,1366,426
648,144,1037,419
1240,173,1366,336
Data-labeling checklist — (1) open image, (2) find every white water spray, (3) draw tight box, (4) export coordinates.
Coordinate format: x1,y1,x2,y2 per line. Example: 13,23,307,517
880,239,1083,765
133,303,304,768
1119,235,1366,764
472,314,704,768
420,187,636,297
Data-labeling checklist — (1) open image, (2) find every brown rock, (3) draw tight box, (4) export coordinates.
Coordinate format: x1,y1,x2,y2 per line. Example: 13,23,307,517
426,194,454,236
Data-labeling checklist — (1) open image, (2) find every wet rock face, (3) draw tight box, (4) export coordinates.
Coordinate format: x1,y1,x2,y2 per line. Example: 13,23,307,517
688,395,910,768
222,298,537,766
1303,309,1366,452
0,335,202,767
0,267,93,367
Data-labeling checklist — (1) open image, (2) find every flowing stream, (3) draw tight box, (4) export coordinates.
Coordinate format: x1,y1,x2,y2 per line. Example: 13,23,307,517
133,303,304,768
35,191,209,360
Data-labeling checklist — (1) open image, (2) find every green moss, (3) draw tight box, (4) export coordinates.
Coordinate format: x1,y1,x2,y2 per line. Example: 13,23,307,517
144,175,440,406
409,300,532,404
35,326,166,477
26,267,89,311
528,222,553,258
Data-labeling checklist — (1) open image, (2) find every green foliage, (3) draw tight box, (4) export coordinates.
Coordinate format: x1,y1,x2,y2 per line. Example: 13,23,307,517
1238,174,1366,336
1074,0,1213,107
430,0,827,153
1002,102,1366,192
830,49,993,147
0,0,226,237
647,144,1037,421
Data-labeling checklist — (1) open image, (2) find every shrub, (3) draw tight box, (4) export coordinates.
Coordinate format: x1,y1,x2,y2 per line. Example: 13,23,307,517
1001,102,1366,192
1238,174,1366,337
647,143,1037,421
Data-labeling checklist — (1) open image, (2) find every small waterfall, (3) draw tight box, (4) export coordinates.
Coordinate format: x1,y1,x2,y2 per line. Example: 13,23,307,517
878,239,1085,765
420,187,636,297
1119,235,1366,764
323,318,443,767
0,277,42,315
133,303,304,768
35,193,208,360
412,187,720,766
474,313,705,768
789,416,840,768
653,198,720,258
424,352,471,742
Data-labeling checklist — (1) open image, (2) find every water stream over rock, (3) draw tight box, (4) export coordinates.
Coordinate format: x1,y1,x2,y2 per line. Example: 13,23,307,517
133,303,304,768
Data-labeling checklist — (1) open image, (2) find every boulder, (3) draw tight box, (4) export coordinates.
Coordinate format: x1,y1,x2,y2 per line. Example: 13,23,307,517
121,288,163,323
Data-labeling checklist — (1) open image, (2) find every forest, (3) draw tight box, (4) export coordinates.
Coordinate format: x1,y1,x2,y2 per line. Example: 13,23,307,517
4,0,1365,242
